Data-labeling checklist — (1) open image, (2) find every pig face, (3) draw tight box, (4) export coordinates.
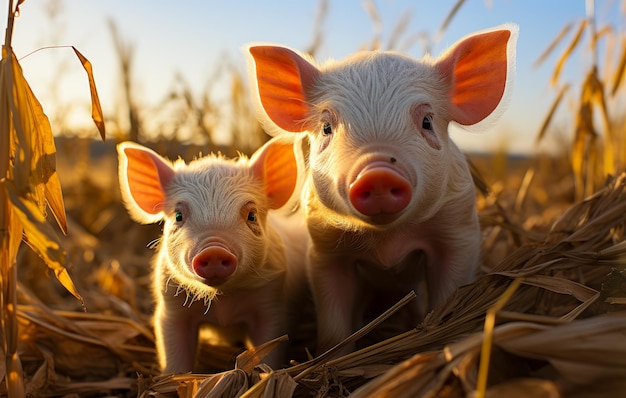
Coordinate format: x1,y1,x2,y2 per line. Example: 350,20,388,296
117,136,300,300
157,160,271,294
246,25,517,228
301,53,453,227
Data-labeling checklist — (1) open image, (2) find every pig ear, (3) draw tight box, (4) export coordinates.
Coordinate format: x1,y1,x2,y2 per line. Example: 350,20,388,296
246,44,320,134
249,135,302,210
117,142,175,224
435,24,518,127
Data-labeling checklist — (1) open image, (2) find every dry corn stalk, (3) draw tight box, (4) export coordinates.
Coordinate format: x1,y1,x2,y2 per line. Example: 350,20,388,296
0,1,105,394
535,2,626,201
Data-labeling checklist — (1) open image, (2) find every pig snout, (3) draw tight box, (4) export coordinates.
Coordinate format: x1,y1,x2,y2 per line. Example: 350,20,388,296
192,246,238,286
349,164,412,220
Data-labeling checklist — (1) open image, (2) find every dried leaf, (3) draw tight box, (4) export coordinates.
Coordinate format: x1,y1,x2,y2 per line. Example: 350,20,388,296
43,172,67,235
198,369,248,397
6,182,83,304
436,0,466,43
519,275,598,302
4,50,30,196
0,41,27,398
477,278,522,396
6,51,67,234
572,73,596,201
386,10,412,51
467,155,490,197
362,0,381,50
235,335,288,373
0,81,22,265
534,21,574,68
498,313,626,384
551,19,587,86
595,24,613,39
349,351,444,398
72,47,106,141
535,83,570,144
262,372,297,398
611,36,626,96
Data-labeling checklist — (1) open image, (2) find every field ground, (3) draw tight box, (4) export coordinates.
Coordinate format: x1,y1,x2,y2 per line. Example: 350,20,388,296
12,136,626,397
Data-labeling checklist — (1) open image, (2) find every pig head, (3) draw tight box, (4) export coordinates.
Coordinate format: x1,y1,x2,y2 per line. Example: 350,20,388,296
246,24,518,353
117,135,303,372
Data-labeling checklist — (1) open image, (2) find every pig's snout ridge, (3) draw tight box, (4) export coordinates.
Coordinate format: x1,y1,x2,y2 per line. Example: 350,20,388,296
192,246,238,285
349,166,412,220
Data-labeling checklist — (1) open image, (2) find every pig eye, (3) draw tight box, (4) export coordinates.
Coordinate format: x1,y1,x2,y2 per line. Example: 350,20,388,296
322,122,333,136
242,202,262,234
422,116,433,130
319,112,335,152
174,204,187,224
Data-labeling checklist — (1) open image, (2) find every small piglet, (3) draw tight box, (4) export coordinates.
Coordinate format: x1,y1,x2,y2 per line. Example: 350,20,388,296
247,24,517,353
117,135,307,373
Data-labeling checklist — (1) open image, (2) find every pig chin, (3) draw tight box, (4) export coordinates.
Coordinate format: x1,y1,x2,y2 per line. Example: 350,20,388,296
356,210,408,227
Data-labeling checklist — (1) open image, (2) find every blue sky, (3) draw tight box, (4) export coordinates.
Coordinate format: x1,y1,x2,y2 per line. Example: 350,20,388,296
3,0,623,154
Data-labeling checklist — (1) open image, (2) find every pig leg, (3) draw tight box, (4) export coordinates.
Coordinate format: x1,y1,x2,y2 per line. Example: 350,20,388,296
247,310,287,368
151,256,203,373
308,250,357,356
243,283,288,368
425,205,480,310
154,297,201,373
154,286,206,373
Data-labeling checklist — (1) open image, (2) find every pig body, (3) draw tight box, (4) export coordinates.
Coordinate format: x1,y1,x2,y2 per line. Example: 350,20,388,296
117,135,307,373
247,25,518,353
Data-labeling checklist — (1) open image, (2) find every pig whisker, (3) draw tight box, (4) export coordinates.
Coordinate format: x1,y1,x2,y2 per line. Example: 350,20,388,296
147,237,161,249
174,284,184,297
163,275,174,294
202,298,212,315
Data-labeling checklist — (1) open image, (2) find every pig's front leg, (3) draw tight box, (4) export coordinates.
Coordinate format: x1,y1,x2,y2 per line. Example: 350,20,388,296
246,286,288,369
308,248,357,356
154,291,201,373
425,204,480,309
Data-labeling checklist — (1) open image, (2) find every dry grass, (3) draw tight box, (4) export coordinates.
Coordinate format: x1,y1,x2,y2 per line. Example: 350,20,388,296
8,141,625,397
3,1,626,397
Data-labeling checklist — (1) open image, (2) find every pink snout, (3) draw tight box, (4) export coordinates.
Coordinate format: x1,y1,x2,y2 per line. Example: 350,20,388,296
192,246,237,286
349,167,412,219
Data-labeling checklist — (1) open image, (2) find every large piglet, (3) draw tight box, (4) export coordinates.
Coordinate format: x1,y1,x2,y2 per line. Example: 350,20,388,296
117,135,307,373
246,24,517,354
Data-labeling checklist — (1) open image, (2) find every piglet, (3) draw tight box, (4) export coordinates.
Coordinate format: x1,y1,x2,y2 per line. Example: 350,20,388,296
246,24,517,354
117,135,307,373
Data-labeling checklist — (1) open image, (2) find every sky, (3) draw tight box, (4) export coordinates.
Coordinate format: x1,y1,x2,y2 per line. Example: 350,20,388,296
2,0,625,154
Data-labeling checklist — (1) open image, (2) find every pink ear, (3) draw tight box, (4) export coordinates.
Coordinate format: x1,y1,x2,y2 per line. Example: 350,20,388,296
249,135,299,209
436,25,517,126
117,142,175,223
248,45,320,133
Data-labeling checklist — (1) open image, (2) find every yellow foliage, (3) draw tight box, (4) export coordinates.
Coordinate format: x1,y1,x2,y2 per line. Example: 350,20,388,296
0,1,106,394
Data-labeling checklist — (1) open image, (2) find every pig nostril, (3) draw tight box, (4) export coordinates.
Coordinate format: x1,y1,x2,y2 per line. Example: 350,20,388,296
219,258,235,269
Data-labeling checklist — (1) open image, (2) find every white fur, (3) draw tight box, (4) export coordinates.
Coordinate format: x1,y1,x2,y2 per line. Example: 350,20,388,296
247,25,517,355
117,138,308,372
